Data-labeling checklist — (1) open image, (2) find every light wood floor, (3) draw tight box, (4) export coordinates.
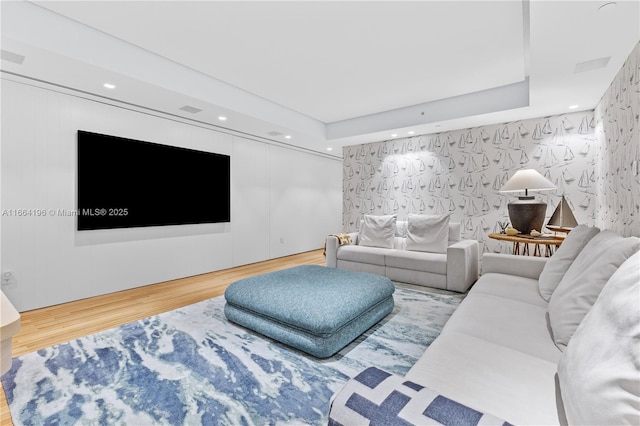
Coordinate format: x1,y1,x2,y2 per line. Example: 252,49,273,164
0,249,326,426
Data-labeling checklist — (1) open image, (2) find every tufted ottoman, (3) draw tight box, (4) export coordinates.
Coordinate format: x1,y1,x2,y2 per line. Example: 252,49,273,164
223,265,395,358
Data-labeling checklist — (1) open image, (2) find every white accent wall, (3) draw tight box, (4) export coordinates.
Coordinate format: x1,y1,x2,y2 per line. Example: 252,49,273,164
1,78,342,311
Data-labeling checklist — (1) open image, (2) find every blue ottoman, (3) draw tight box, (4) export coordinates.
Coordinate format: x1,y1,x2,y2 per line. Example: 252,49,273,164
224,265,395,358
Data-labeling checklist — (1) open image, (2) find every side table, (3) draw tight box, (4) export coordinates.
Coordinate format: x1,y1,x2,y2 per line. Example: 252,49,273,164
488,233,565,257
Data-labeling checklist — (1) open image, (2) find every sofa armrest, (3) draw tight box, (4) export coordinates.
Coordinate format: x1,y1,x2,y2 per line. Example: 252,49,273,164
482,253,549,280
329,366,510,426
446,240,479,292
325,236,338,267
325,233,358,268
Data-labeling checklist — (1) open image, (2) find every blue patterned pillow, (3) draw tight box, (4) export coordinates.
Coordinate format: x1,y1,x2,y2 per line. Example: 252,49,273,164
329,367,512,426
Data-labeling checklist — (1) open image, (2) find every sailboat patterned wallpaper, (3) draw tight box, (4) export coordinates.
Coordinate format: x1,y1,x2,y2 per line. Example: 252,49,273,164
342,111,598,254
594,41,639,238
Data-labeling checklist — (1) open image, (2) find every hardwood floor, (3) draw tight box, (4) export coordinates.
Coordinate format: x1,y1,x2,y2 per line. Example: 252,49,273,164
0,249,326,426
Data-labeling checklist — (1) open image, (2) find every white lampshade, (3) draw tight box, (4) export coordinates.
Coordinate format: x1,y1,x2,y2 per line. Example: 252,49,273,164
500,169,557,234
500,169,556,194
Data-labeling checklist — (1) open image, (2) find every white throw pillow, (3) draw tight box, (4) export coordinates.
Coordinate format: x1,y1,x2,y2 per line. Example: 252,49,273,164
358,214,397,249
548,231,640,351
538,225,600,302
557,251,640,425
405,214,450,254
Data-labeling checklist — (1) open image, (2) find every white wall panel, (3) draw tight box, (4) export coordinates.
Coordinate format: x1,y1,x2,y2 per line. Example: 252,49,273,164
268,145,342,258
231,136,269,266
1,81,235,311
1,79,342,311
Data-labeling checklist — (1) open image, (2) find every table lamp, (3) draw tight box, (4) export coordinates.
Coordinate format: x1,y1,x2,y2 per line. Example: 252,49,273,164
500,169,556,234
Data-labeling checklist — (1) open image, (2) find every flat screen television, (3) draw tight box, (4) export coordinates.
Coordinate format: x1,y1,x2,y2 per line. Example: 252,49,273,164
77,130,230,230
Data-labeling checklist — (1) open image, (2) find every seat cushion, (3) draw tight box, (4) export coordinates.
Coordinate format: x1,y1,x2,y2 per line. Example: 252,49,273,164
405,332,561,425
224,265,395,358
384,250,447,274
441,292,561,363
472,273,548,308
337,245,393,265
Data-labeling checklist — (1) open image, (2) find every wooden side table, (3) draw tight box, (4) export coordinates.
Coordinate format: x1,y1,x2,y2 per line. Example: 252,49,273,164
488,233,565,257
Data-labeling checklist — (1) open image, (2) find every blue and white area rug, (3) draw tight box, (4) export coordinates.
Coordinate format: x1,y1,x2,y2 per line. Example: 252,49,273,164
1,286,463,425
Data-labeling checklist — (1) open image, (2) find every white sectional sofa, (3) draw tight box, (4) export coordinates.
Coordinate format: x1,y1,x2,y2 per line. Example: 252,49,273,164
325,215,479,293
329,225,640,425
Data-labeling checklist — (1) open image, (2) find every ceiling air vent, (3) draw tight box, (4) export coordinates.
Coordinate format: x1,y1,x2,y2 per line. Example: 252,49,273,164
1,50,25,65
574,57,610,73
179,105,203,114
267,131,283,137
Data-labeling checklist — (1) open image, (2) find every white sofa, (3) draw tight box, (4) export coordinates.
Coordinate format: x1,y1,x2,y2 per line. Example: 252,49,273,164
329,225,640,425
325,221,479,293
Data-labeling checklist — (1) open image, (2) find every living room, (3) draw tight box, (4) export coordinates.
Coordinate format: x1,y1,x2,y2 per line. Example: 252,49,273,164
1,1,639,425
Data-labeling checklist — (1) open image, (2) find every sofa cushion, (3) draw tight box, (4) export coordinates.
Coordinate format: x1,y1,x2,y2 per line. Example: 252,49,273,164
405,214,450,254
359,214,397,249
557,251,640,425
448,222,461,243
337,245,392,265
471,272,548,308
548,231,640,351
442,289,561,363
385,250,447,274
405,332,561,425
537,225,600,301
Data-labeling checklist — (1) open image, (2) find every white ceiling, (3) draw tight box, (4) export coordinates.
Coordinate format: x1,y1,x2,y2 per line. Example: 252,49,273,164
1,1,639,157
32,1,526,123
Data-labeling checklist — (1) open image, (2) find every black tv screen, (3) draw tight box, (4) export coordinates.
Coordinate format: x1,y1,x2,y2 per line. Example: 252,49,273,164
77,130,230,230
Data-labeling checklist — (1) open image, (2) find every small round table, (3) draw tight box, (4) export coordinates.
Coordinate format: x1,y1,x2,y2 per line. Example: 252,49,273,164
488,233,565,257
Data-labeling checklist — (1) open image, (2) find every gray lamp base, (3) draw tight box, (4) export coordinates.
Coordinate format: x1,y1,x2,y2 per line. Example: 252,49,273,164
508,198,547,234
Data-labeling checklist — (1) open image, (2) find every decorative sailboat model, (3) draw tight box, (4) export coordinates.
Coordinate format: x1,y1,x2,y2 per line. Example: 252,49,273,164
546,196,578,233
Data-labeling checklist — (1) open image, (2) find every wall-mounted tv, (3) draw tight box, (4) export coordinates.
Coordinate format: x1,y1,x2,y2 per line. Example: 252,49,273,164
77,130,230,231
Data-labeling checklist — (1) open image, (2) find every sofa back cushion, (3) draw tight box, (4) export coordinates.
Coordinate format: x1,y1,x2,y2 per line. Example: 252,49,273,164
358,214,397,249
448,222,461,243
395,221,460,245
557,251,640,425
548,231,640,351
538,225,600,301
405,214,450,254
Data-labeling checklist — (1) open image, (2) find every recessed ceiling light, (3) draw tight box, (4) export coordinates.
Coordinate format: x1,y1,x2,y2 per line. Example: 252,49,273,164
569,105,579,109
103,83,116,89
218,116,227,121
408,131,415,135
284,135,292,139
327,147,333,151
598,2,617,12
391,134,398,138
